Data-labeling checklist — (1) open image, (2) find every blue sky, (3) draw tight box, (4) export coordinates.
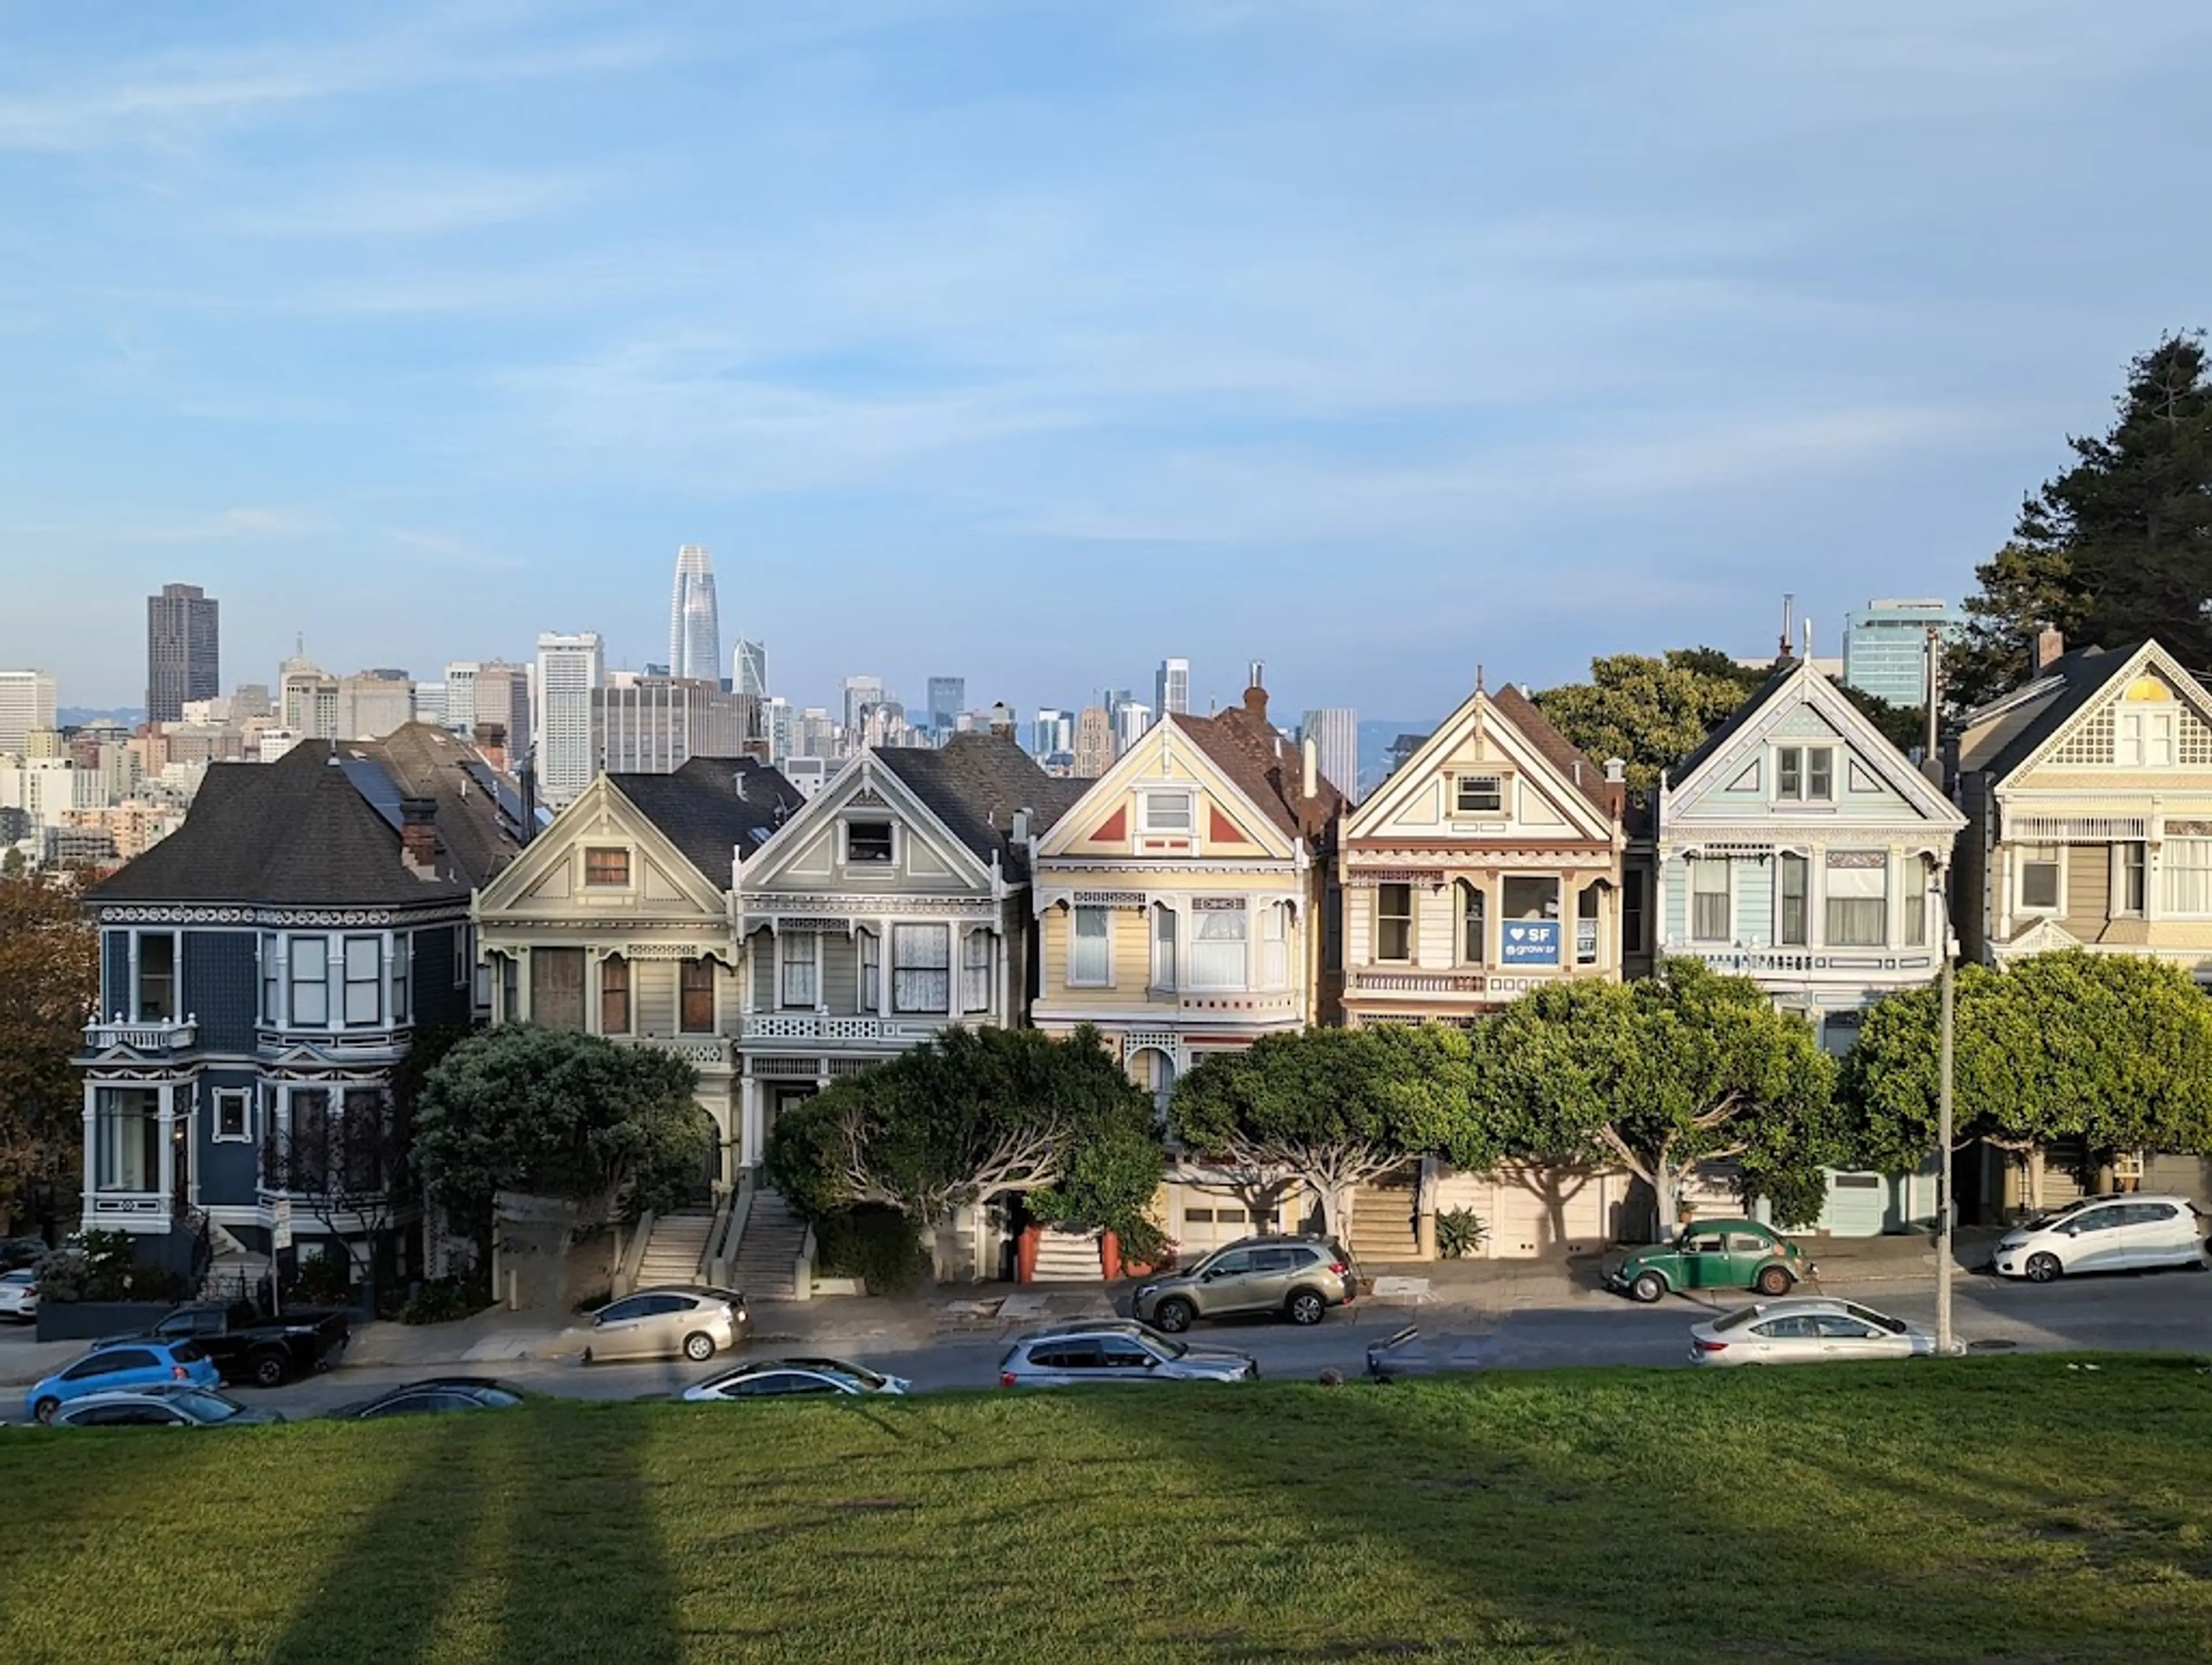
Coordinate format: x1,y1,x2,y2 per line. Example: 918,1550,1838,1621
3,2,2209,723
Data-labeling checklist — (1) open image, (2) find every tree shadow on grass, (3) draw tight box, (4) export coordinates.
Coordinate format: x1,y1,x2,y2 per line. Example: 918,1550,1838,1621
1078,1362,2212,1663
267,1417,498,1665
494,1403,684,1665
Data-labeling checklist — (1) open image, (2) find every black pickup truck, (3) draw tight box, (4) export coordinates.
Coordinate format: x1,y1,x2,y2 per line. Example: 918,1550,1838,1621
137,1302,351,1389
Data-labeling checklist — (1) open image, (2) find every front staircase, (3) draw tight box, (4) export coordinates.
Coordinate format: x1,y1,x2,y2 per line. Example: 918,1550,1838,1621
1032,1224,1103,1283
730,1188,809,1301
1347,1175,1421,1265
635,1207,715,1288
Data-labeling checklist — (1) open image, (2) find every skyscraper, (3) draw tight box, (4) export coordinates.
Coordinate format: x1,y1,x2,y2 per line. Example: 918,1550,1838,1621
842,674,884,736
471,661,532,758
1031,708,1070,758
0,671,57,753
146,583,219,723
1112,698,1153,754
927,677,965,735
1299,707,1359,803
593,676,748,774
535,632,605,807
734,639,768,701
1843,598,1961,710
667,545,721,684
444,662,479,734
1156,657,1190,719
1073,706,1113,778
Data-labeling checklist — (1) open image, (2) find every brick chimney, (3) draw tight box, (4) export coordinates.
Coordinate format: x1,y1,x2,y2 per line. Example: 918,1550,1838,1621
399,797,439,875
471,722,508,771
2034,625,2066,676
1241,681,1268,725
988,701,1017,741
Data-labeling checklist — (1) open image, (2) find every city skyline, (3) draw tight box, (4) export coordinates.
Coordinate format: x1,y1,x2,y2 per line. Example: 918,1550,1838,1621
5,7,2207,715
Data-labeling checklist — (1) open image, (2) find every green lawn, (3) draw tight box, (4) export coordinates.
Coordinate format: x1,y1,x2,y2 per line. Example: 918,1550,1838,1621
6,1358,2212,1664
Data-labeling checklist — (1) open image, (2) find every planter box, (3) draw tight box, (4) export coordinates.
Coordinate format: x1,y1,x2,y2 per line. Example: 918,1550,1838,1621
36,1300,177,1342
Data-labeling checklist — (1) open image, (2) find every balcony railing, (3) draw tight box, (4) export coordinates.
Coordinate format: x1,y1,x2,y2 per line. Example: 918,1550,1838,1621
1174,990,1303,1016
84,1017,198,1053
1350,971,1492,996
623,1035,736,1068
255,1026,411,1059
739,1014,948,1046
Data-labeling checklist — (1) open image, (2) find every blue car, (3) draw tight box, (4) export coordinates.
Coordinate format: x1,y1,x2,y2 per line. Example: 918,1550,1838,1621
25,1338,219,1424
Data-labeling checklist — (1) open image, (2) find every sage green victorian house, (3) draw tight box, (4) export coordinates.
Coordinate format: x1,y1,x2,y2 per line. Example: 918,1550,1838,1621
472,756,803,1193
1653,653,1965,1235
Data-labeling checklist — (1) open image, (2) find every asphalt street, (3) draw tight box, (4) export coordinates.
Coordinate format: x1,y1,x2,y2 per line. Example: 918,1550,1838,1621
12,1261,2203,1421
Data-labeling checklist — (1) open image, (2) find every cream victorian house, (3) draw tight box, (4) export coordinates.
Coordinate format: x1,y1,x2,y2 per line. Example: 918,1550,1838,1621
1029,681,1342,1256
1952,636,2212,1216
471,756,802,1192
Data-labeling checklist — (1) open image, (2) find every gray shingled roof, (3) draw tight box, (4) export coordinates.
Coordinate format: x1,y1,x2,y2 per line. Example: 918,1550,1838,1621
1978,644,2131,781
88,724,523,907
608,756,804,890
873,734,1086,881
1664,660,1797,787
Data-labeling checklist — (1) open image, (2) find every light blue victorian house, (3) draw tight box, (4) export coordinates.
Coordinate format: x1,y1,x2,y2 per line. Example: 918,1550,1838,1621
1650,654,1966,1235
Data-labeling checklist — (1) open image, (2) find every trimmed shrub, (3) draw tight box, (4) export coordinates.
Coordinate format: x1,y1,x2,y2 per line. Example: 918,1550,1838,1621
812,1208,931,1295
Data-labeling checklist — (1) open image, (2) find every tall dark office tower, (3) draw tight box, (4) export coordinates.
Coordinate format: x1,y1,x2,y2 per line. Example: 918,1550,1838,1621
147,582,219,722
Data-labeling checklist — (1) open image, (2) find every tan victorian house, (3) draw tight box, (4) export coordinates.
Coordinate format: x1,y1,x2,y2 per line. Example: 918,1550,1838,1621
1029,682,1342,1255
472,757,802,1192
1338,681,1627,1025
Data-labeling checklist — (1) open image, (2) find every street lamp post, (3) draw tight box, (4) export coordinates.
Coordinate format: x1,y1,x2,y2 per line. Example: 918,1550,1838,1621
1936,907,1955,1357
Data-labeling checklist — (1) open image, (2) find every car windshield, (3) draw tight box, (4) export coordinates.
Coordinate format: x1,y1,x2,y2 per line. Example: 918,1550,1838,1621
1710,1308,1764,1332
2025,1201,2092,1229
1,1269,31,1284
474,1387,522,1407
171,1391,244,1422
169,1342,206,1363
1842,1303,1909,1335
1144,1333,1190,1360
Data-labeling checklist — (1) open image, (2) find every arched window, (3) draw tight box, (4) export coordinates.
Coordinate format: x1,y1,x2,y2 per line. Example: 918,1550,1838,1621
1457,881,1485,966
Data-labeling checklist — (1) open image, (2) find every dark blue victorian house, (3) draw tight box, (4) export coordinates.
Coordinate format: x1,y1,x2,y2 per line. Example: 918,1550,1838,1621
75,725,523,1288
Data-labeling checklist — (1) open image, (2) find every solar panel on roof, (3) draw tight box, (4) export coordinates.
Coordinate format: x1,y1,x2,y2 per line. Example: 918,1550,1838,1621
337,755,406,830
461,760,529,831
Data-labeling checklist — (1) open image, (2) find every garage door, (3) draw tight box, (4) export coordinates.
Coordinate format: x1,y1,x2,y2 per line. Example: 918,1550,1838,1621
1487,1169,1610,1257
1176,1188,1286,1253
1819,1171,1888,1237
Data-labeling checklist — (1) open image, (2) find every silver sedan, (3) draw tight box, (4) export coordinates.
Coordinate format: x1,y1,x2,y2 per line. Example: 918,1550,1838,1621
1689,1296,1959,1366
575,1287,748,1364
998,1322,1257,1387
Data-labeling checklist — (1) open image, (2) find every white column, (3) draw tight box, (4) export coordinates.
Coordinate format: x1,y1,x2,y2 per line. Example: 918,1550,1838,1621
157,1083,176,1202
740,1076,763,1171
81,1082,99,1219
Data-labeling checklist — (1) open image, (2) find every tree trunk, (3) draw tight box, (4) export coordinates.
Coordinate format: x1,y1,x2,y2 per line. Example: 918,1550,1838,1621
1653,1156,1681,1240
1316,1181,1349,1247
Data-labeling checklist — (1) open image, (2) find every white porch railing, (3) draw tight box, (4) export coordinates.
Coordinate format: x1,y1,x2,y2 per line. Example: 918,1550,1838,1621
84,1018,198,1052
624,1036,736,1068
738,1014,945,1045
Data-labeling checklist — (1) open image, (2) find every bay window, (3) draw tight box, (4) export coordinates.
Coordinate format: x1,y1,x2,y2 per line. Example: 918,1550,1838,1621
1575,886,1601,966
1070,907,1109,986
260,933,281,1025
1690,859,1730,943
779,933,817,1008
892,924,951,1014
531,947,585,1031
1150,904,1177,991
1190,900,1248,990
2018,847,2061,912
1259,902,1289,988
962,930,993,1014
2165,837,2212,915
1501,875,1562,965
136,932,177,1023
1825,852,1888,947
1903,866,1930,946
2115,843,2147,915
859,930,880,1013
392,934,412,1025
94,1088,160,1191
343,936,382,1026
1776,854,1809,947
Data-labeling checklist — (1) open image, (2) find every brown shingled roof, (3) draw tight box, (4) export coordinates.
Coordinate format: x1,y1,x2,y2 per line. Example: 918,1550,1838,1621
1490,683,1617,816
1176,685,1343,843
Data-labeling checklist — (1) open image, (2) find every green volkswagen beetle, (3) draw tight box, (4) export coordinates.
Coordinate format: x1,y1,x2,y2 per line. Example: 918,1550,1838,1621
1605,1218,1813,1304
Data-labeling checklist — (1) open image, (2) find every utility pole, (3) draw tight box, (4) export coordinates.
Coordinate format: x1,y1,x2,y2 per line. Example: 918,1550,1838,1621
1926,624,1956,1356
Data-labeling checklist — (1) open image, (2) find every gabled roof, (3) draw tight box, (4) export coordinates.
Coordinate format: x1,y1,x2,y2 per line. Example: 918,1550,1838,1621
1177,688,1343,842
606,756,803,891
1491,684,1615,815
1965,643,2130,782
871,734,1086,882
88,724,524,907
1665,661,1794,788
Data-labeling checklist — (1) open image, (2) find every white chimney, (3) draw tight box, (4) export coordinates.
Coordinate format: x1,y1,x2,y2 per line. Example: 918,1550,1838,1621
1301,736,1318,800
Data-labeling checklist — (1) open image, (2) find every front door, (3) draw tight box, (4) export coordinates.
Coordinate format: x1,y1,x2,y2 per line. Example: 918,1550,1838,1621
1678,1230,1728,1289
171,1115,192,1211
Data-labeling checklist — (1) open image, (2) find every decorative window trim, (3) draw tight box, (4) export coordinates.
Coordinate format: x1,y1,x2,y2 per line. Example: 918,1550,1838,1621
213,1089,252,1144
2016,844,2063,915
1138,791,1195,836
842,820,897,866
582,847,632,888
1453,774,1507,817
1069,905,1112,988
1374,882,1415,965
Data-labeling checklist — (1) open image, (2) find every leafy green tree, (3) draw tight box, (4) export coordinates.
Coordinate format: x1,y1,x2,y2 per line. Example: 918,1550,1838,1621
1844,950,2212,1186
1836,684,1927,757
0,871,97,1232
1951,333,2212,708
414,1025,709,1232
768,1024,1154,1230
1471,960,1840,1228
1169,1025,1471,1243
1534,649,1770,793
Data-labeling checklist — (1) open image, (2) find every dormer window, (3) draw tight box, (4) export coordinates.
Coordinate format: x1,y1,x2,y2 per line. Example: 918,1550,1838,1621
584,848,630,886
1455,775,1505,816
1776,746,1833,803
1139,792,1193,835
846,821,895,863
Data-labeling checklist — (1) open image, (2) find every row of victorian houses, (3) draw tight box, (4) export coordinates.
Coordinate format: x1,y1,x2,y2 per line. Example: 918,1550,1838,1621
66,635,2212,1289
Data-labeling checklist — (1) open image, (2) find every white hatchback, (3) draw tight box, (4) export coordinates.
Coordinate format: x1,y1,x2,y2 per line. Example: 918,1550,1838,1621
1992,1194,2207,1283
0,1268,36,1321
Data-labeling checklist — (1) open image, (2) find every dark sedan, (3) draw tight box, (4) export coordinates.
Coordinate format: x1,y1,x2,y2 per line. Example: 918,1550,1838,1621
331,1378,528,1420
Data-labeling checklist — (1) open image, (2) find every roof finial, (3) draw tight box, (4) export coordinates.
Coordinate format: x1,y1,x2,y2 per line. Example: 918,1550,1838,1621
1475,663,1486,693
1779,594,1794,659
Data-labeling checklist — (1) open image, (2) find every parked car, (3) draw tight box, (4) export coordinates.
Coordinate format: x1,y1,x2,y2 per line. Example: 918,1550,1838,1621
1365,1325,1486,1383
332,1378,529,1420
1605,1219,1813,1303
575,1287,748,1363
681,1357,910,1402
133,1301,351,1388
999,1322,1258,1387
1687,1297,1960,1366
0,1268,37,1322
0,1237,47,1273
48,1385,283,1428
1991,1194,2208,1283
24,1338,220,1424
1130,1236,1357,1333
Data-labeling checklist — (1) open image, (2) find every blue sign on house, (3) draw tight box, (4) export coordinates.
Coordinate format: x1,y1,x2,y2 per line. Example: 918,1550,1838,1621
1500,921,1561,965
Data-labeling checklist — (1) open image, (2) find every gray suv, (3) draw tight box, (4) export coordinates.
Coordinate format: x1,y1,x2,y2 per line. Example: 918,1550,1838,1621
1131,1235,1358,1333
998,1321,1257,1388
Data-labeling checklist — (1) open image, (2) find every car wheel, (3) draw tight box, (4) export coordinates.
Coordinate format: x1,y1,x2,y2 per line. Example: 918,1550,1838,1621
1755,1265,1793,1297
2024,1253,2062,1284
1286,1289,1327,1326
681,1330,717,1363
1152,1297,1195,1334
33,1396,59,1425
580,1347,593,1364
250,1351,289,1389
1630,1271,1667,1304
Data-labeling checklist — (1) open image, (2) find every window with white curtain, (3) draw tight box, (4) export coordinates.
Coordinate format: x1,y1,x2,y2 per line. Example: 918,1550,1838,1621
1190,901,1248,990
1690,860,1730,942
2165,838,2212,914
858,930,880,1013
1825,852,1888,947
1260,903,1289,988
779,932,817,1008
893,924,950,1014
1070,907,1110,986
1150,904,1177,991
962,931,993,1013
1776,854,1809,947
